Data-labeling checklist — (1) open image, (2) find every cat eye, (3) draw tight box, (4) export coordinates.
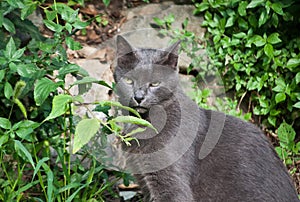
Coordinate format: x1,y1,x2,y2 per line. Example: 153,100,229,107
123,77,133,85
150,81,160,87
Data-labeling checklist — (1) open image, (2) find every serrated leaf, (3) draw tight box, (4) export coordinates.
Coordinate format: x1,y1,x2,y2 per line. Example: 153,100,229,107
264,43,273,58
293,102,300,108
267,33,281,44
275,92,286,103
44,94,73,121
73,118,100,154
112,116,157,133
65,37,82,50
0,117,11,129
34,78,62,106
286,58,300,69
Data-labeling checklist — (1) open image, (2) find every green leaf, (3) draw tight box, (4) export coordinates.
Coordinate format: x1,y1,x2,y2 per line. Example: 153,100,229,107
225,16,235,28
0,134,9,148
73,118,100,154
112,116,157,133
34,78,62,106
153,17,164,26
258,10,268,27
21,1,37,20
97,101,140,118
65,36,82,50
286,58,300,69
58,64,80,78
14,140,36,169
264,44,274,58
45,10,57,21
238,1,247,16
44,94,73,121
4,82,13,99
0,69,5,82
295,72,300,84
0,117,11,129
268,116,277,127
41,163,54,202
0,10,3,27
247,0,264,8
43,20,63,32
271,3,284,15
3,18,15,33
267,33,281,44
194,2,209,14
248,35,266,47
102,0,110,7
14,64,38,77
277,122,296,148
4,37,16,60
32,157,50,180
293,102,300,109
275,92,286,104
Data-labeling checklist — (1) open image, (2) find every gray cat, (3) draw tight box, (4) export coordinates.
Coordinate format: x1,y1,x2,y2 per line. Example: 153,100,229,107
113,35,299,202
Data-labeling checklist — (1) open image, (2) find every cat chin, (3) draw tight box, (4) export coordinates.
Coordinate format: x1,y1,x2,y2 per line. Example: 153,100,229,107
135,107,148,114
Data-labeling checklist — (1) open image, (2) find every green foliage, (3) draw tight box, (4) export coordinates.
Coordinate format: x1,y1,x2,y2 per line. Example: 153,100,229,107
0,0,150,201
275,122,300,166
195,0,300,130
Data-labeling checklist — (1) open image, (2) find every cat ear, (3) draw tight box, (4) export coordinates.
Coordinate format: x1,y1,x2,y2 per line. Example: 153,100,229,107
116,35,137,69
157,40,181,70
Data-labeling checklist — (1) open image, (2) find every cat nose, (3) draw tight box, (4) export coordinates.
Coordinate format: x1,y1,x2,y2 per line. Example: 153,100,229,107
134,90,145,104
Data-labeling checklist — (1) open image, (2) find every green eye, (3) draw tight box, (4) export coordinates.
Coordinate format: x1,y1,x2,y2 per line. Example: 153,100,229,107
123,77,133,84
150,81,160,87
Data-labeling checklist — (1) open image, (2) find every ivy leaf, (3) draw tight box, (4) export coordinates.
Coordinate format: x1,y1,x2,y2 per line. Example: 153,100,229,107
275,92,286,104
264,43,274,58
73,118,100,154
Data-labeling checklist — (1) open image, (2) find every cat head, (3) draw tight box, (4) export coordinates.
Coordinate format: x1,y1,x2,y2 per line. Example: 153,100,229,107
114,35,180,115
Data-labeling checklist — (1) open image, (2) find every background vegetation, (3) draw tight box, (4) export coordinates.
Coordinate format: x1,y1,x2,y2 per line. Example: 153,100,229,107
0,0,299,200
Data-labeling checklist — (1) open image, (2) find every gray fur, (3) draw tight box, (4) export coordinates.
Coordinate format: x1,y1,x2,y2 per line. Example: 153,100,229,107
113,35,299,202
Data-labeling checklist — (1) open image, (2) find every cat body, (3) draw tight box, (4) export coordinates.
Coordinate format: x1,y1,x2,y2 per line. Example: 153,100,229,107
113,35,299,202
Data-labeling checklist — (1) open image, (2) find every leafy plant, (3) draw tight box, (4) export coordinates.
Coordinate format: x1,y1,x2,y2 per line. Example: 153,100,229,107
0,0,151,201
275,122,300,166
